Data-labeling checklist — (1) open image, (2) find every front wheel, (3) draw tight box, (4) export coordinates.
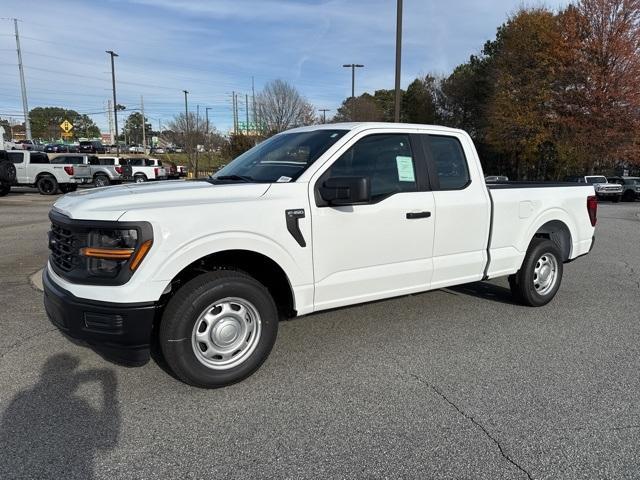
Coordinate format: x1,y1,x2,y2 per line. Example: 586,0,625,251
509,238,563,307
160,270,279,388
612,195,621,203
0,184,10,197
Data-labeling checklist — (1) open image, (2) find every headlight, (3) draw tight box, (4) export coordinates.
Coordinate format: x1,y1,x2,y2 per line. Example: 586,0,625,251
81,228,152,278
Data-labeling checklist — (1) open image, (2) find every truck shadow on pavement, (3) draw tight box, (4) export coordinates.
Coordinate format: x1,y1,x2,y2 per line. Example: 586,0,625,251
0,353,120,479
448,281,518,305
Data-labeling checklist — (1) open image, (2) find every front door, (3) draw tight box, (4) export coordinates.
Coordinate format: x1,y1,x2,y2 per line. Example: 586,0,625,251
310,132,435,311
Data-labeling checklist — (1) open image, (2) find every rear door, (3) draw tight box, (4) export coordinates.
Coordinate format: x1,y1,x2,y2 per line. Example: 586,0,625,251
310,131,435,311
419,133,491,288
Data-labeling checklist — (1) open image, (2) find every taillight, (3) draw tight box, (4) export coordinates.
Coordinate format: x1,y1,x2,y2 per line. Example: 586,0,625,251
587,195,597,226
64,166,74,176
115,166,123,174
154,167,159,177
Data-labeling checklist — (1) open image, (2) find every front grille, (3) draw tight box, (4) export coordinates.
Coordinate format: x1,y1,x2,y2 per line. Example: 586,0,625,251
49,222,79,272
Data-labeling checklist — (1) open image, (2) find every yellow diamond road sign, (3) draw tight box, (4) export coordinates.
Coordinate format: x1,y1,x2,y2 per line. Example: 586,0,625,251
60,120,73,133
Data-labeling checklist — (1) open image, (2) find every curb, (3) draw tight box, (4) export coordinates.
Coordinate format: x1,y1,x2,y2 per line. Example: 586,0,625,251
30,269,44,292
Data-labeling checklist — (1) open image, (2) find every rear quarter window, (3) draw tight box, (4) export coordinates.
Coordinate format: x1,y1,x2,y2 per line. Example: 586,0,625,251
427,135,470,190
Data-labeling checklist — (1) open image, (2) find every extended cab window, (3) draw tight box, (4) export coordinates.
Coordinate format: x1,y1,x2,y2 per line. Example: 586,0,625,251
99,158,115,166
52,156,84,165
326,134,417,201
88,157,100,165
428,135,470,190
30,153,49,164
8,152,24,163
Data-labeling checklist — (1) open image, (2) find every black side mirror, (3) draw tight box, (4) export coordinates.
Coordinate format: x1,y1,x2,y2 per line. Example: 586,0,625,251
319,176,371,205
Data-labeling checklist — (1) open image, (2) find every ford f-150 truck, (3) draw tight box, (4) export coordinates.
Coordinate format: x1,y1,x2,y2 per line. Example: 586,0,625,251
43,123,597,388
50,154,123,187
1,150,91,195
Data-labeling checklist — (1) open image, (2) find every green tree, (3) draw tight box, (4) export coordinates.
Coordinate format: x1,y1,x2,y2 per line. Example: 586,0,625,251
122,112,151,145
332,94,384,122
402,75,440,124
29,107,100,141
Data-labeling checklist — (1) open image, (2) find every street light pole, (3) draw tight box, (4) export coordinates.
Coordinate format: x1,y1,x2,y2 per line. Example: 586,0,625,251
183,90,190,171
394,0,403,123
106,50,119,155
342,64,364,98
319,109,330,124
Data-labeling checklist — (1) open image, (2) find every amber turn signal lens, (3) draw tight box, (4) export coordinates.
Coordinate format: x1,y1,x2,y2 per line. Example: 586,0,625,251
80,247,134,260
129,240,153,271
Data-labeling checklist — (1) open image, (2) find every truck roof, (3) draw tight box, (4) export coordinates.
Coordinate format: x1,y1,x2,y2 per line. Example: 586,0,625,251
284,122,465,135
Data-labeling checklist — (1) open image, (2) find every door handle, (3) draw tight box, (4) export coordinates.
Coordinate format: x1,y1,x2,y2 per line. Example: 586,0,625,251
406,211,431,219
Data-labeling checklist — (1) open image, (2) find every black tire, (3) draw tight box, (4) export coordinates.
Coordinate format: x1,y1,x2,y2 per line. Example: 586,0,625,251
623,190,636,202
160,270,279,388
0,184,10,197
94,174,110,187
612,195,621,203
134,174,147,183
36,175,59,195
509,238,563,307
0,160,16,184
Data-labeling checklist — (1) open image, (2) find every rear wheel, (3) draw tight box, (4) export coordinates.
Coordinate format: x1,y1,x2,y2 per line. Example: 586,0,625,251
0,184,10,197
509,238,563,307
94,174,110,187
134,174,147,183
36,175,59,195
160,270,278,388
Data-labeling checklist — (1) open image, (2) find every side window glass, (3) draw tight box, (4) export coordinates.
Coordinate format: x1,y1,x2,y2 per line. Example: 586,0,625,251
8,152,24,164
89,157,100,165
428,135,470,190
326,134,416,201
30,153,49,164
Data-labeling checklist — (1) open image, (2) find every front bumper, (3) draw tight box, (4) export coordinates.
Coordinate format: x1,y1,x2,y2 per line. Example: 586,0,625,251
596,191,622,197
43,268,158,365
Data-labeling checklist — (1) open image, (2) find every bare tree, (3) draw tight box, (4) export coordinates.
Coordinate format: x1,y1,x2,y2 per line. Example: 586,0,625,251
256,79,316,135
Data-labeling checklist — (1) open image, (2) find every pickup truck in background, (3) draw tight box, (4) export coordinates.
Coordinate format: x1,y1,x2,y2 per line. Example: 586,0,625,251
43,123,597,388
120,157,167,182
565,175,623,202
50,154,123,187
1,150,91,195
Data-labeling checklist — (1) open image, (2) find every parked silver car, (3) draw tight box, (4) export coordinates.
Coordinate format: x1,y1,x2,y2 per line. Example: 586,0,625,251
50,154,123,187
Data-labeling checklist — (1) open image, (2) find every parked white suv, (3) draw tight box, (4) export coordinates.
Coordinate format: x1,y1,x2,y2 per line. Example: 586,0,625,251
43,123,597,387
566,175,623,202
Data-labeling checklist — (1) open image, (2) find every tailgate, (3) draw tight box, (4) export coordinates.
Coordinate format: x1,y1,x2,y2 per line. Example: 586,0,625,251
73,164,92,180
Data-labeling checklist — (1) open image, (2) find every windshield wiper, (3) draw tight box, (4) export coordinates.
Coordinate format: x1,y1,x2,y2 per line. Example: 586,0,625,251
212,174,254,183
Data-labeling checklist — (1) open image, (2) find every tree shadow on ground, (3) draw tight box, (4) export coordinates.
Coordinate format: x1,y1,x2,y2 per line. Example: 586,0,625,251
0,353,120,479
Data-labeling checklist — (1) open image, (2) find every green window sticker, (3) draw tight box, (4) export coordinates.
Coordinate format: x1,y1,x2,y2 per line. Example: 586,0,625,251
396,156,415,182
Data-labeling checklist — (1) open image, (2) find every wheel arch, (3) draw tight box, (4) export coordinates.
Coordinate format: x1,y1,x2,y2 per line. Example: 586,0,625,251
530,219,573,262
164,249,297,318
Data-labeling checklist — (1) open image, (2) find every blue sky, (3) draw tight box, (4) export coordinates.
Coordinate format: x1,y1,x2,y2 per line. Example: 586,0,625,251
0,0,570,136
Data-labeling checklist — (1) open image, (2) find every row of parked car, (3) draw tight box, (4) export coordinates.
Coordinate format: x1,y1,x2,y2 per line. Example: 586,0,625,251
0,150,187,196
5,140,183,155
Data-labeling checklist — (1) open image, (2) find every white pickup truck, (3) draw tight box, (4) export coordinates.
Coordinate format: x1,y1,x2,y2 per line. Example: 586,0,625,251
100,156,167,183
1,150,91,195
43,123,597,387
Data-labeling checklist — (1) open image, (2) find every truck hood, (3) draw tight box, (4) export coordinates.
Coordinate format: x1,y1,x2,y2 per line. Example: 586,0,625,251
53,180,271,221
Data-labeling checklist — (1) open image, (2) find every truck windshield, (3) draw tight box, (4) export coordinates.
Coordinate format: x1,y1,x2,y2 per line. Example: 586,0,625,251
586,176,607,184
210,129,348,183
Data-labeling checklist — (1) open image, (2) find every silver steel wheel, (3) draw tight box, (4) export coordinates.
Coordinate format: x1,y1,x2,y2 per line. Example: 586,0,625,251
533,252,558,296
135,175,145,183
191,297,262,370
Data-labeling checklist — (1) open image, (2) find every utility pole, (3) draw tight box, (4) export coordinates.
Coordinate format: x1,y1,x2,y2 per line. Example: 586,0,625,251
14,19,31,140
195,104,200,177
140,95,146,153
231,91,236,134
319,109,330,124
107,99,115,144
205,107,212,135
245,94,249,135
252,76,257,128
342,64,364,99
394,0,403,123
183,89,190,170
106,50,119,155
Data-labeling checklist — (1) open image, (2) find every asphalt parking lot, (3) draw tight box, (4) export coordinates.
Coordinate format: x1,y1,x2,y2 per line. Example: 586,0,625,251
1,190,639,480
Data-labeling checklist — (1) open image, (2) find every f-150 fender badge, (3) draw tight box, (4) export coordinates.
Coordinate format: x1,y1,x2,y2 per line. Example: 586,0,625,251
285,209,306,247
